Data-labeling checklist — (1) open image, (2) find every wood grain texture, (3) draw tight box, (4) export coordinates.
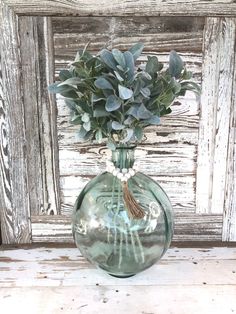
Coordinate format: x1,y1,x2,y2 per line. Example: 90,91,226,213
223,37,236,241
3,0,236,16
59,174,196,215
19,17,44,216
0,3,31,244
31,214,223,243
1,286,236,314
53,16,204,59
36,17,61,216
16,16,60,216
1,248,235,314
196,17,236,215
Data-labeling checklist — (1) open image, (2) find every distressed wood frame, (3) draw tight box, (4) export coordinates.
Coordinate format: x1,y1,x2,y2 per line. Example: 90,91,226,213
0,0,236,244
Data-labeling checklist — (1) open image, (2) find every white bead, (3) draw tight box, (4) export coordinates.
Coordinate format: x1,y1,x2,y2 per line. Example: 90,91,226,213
112,169,119,176
108,166,115,172
128,168,135,176
125,173,131,179
117,173,123,179
122,168,128,174
121,177,126,182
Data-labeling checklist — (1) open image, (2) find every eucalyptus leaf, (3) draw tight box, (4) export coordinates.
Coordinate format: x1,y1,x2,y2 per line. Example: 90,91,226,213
105,95,122,112
140,87,151,98
59,70,72,81
118,85,133,100
93,105,110,117
146,115,160,125
112,121,125,130
124,51,135,82
83,121,91,131
146,56,159,75
124,115,135,125
77,126,86,139
137,104,153,119
92,93,105,102
134,126,143,141
95,129,103,143
107,139,116,151
117,65,125,72
48,82,75,94
70,115,82,124
100,49,117,70
133,79,142,96
114,71,124,82
60,90,78,99
81,113,90,123
171,79,182,94
121,128,134,143
160,106,172,116
169,50,183,78
129,42,144,61
95,77,113,90
126,105,139,119
112,49,126,68
58,77,81,86
65,99,79,112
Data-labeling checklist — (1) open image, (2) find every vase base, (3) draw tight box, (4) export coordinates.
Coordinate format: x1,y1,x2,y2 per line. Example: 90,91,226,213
108,273,135,278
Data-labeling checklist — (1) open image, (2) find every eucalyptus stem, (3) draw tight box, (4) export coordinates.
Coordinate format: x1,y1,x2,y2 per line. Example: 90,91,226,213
118,230,123,269
134,230,145,263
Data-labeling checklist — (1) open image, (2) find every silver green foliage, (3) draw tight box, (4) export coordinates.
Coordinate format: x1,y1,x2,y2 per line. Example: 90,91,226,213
49,43,200,148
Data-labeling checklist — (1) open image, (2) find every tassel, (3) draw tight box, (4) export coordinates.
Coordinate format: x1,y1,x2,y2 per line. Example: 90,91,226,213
123,181,145,219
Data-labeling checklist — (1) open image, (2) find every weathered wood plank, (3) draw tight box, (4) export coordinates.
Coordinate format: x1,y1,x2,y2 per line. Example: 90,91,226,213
211,18,236,214
1,285,236,314
53,16,204,56
223,34,236,241
58,145,197,176
15,16,60,217
52,16,205,34
59,174,196,215
196,17,236,215
19,17,43,216
36,17,61,216
0,247,235,287
0,3,31,243
1,246,236,261
31,214,223,243
4,0,236,17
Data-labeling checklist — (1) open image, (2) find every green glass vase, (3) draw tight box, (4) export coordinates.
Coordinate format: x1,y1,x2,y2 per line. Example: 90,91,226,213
72,146,174,278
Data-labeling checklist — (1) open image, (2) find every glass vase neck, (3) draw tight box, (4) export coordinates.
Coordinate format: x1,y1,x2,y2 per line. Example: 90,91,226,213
111,146,136,169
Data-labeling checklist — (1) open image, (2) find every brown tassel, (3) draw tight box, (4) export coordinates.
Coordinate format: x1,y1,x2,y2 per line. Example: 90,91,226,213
123,181,145,219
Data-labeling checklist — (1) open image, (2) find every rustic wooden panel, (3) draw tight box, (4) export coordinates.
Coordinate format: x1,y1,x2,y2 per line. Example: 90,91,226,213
3,0,236,17
16,16,60,217
196,18,236,215
35,17,61,216
223,40,236,241
0,3,31,244
19,17,43,216
60,174,196,215
53,16,204,62
0,246,235,313
31,214,223,243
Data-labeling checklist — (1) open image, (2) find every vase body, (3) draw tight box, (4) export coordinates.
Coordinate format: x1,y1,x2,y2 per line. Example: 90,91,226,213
72,146,174,277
